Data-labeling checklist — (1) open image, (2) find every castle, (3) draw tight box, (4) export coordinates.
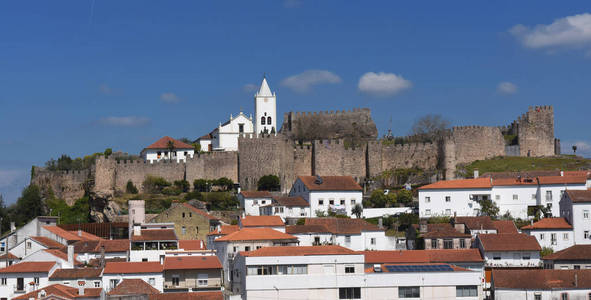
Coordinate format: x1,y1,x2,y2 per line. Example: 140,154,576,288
31,78,559,219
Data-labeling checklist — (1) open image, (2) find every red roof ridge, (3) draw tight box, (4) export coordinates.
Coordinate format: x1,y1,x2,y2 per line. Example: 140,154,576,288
522,217,573,230
215,228,297,242
145,136,193,150
181,203,217,220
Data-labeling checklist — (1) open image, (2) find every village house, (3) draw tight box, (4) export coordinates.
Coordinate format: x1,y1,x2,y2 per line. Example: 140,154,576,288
102,261,164,293
421,223,472,250
12,283,103,300
150,202,220,241
522,217,574,252
6,236,63,263
141,136,195,163
195,133,213,152
207,111,254,152
491,269,591,300
0,253,19,269
69,239,129,265
206,225,239,249
0,261,58,298
129,224,178,262
0,217,59,252
20,246,82,269
289,175,363,217
107,278,160,299
542,244,591,270
259,196,311,219
162,256,222,292
49,268,104,289
239,215,285,232
560,190,591,245
475,234,542,268
361,249,485,274
238,191,274,216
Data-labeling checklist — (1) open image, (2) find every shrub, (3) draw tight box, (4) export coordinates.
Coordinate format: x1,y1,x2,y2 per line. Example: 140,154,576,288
126,180,138,194
143,175,171,194
215,177,234,191
162,186,182,196
296,218,305,225
194,179,209,192
184,191,202,201
257,175,280,191
174,180,190,193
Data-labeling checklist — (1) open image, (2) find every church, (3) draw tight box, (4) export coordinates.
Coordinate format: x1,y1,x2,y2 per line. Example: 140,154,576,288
195,77,277,152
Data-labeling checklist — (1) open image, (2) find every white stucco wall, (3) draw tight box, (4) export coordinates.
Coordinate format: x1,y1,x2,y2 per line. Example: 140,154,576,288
560,194,591,245
523,228,574,252
239,195,273,216
419,188,487,218
143,148,194,163
494,288,591,300
102,273,164,292
481,250,541,268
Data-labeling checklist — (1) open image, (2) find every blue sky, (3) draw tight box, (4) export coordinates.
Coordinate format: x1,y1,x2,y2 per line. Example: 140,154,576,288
1,1,591,203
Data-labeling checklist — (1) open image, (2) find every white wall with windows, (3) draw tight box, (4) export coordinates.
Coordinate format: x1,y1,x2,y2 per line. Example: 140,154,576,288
522,229,574,252
494,288,591,300
259,205,311,219
102,273,164,293
560,194,591,245
0,271,54,299
211,112,254,152
418,188,487,218
540,183,586,217
143,148,194,163
491,185,538,219
479,250,541,268
238,195,273,216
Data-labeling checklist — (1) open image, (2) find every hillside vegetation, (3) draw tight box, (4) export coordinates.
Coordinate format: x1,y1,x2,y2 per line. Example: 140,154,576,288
456,155,591,178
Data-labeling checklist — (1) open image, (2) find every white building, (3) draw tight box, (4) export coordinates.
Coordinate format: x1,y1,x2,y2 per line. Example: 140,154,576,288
542,244,591,269
289,175,363,217
239,215,285,233
20,247,81,269
238,191,274,216
140,136,194,163
8,236,63,261
129,224,179,262
0,261,58,298
195,132,213,152
209,112,254,152
475,234,542,268
48,268,103,289
102,261,164,292
560,190,591,245
254,77,277,135
259,196,311,219
418,175,588,219
521,217,574,252
0,216,59,252
492,269,591,300
70,239,129,265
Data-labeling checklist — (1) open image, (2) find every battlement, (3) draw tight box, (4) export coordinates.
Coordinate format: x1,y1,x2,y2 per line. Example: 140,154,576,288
285,108,371,120
529,105,553,112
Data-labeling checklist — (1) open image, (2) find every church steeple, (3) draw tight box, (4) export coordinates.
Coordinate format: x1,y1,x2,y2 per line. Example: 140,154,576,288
254,76,277,135
257,77,273,97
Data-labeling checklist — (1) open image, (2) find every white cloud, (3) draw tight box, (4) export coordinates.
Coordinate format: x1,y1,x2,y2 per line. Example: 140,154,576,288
160,92,181,103
97,116,151,127
497,82,518,95
99,84,112,95
510,13,591,52
0,169,26,189
358,72,412,97
562,141,591,157
242,84,258,93
281,70,342,93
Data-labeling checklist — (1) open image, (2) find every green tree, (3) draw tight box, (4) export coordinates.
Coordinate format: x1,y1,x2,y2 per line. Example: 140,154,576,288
540,247,554,257
396,190,413,205
215,177,234,191
178,137,192,144
352,204,363,219
193,179,209,192
126,180,139,194
15,185,45,226
142,175,171,194
479,199,500,218
104,148,113,158
257,175,280,191
167,140,175,159
0,194,8,233
296,218,306,225
573,145,577,154
193,143,201,153
174,180,190,193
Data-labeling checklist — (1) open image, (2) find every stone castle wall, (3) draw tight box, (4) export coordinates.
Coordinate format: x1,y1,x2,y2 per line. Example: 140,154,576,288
31,168,90,205
517,106,555,157
368,141,440,178
280,108,378,140
312,140,367,182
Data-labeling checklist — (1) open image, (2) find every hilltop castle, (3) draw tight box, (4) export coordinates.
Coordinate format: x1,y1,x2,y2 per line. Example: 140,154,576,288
31,78,559,222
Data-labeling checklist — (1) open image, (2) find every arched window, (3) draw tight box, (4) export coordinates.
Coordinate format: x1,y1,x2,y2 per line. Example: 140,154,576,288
267,116,272,124
261,117,266,125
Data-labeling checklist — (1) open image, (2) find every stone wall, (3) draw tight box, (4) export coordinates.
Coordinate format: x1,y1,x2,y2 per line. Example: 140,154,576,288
517,105,556,157
186,152,238,184
312,140,367,182
280,108,378,140
31,168,90,205
368,141,440,178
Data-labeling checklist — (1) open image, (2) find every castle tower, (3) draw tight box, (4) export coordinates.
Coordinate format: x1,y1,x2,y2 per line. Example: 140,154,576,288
128,200,145,238
254,76,277,135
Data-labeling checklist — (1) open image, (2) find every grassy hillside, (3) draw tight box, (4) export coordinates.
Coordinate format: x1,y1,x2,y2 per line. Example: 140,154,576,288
456,155,591,178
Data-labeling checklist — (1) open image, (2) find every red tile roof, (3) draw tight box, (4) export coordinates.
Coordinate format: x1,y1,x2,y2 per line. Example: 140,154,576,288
492,177,538,186
44,249,82,265
131,229,177,241
108,278,160,296
43,226,83,242
145,136,193,150
543,245,591,261
71,239,129,253
0,253,19,260
50,268,103,280
419,178,492,190
537,175,587,185
240,191,273,198
13,284,102,299
103,261,163,274
422,223,471,238
521,217,573,230
492,220,518,234
215,228,297,242
179,240,206,250
304,218,382,235
454,216,496,231
566,190,591,203
30,236,66,249
182,203,218,220
164,256,222,270
273,196,309,207
0,261,55,273
478,234,541,251
68,230,103,241
149,291,224,300
286,225,332,234
298,176,362,191
361,249,483,264
366,263,471,273
207,225,239,236
241,245,357,257
492,269,591,289
87,257,126,267
241,215,284,227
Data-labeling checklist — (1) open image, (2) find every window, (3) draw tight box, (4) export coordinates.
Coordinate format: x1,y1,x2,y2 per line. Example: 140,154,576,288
110,279,120,289
184,151,188,156
238,124,244,133
172,275,180,286
495,195,500,200
340,199,345,205
523,254,531,260
345,266,355,273
142,258,148,262
445,209,451,215
345,236,351,244
0,278,6,285
267,116,272,124
233,246,237,253
443,239,453,249
574,265,581,270
370,238,376,245
182,212,185,218
493,253,501,260
460,239,466,248
563,233,569,241
399,287,420,298
351,199,356,205
445,196,451,202
26,241,31,249
431,239,438,249
261,200,266,204
34,277,39,285
189,212,192,217
561,293,568,300
425,196,430,203
181,226,186,235
425,209,431,216
248,265,307,275
585,231,590,239
339,287,361,299
261,117,266,125
245,246,251,251
534,295,541,300
551,233,557,245
456,286,478,297
329,199,335,205
319,199,324,205
513,194,518,200
198,274,208,286
546,191,553,201
148,278,155,286
584,210,590,219
540,233,545,240
94,281,100,288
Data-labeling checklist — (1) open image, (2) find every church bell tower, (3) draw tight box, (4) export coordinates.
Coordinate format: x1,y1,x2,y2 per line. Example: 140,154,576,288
254,76,277,135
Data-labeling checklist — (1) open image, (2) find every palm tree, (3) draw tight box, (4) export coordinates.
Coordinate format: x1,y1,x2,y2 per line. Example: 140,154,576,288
167,140,175,160
573,145,577,155
352,204,363,219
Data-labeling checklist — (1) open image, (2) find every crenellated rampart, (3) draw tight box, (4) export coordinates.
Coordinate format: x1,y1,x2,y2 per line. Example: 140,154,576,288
31,167,90,205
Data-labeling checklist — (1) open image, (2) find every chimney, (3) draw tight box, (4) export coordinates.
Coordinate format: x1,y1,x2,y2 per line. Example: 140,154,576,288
474,169,479,179
10,222,15,232
133,225,141,236
78,229,82,237
67,245,74,267
560,170,564,177
78,283,85,296
200,240,204,249
100,245,105,268
378,218,383,229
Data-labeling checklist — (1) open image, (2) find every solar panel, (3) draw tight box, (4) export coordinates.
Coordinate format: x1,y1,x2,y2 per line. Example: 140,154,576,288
384,264,454,273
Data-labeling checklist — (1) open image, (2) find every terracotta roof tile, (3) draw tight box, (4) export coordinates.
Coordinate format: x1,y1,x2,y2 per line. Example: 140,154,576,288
454,216,496,231
131,229,177,241
361,249,483,264
182,203,218,220
50,268,103,280
13,284,102,299
298,176,362,191
108,278,160,296
215,228,297,242
67,230,103,241
419,178,492,190
566,190,591,203
30,236,65,249
492,269,591,289
43,226,83,242
492,177,538,186
150,291,224,300
492,220,518,234
273,196,309,207
44,249,83,265
478,234,541,251
304,218,382,235
0,252,19,260
87,257,126,267
366,263,471,273
241,245,357,257
286,225,331,234
522,217,573,230
422,223,471,239
543,245,591,261
207,225,239,236
164,256,222,270
239,191,273,198
145,136,193,150
0,261,55,273
241,216,284,227
537,175,587,185
103,261,163,274
179,240,206,250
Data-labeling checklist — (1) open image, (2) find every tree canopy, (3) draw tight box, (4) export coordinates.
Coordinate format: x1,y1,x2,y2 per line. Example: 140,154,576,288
257,175,281,191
